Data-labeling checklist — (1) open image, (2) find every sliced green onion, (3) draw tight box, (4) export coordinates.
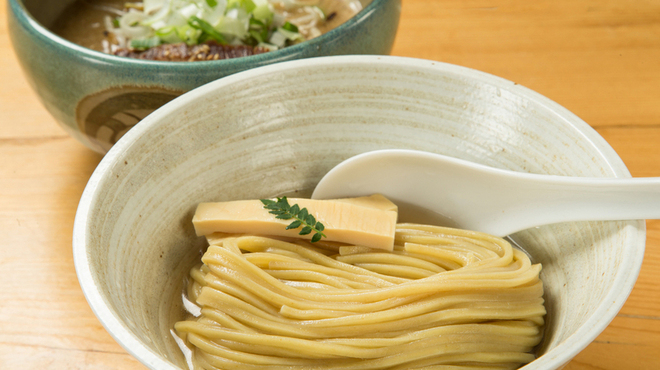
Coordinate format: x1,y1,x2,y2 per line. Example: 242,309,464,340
249,18,268,39
197,32,211,44
111,0,308,52
188,16,229,44
248,29,263,44
249,17,265,28
268,30,286,47
244,0,256,12
155,25,181,43
141,0,172,26
217,15,249,39
281,21,298,33
257,42,278,51
155,25,175,36
130,36,162,49
143,0,165,14
252,2,272,23
175,24,203,45
227,0,256,13
178,4,199,19
276,26,303,42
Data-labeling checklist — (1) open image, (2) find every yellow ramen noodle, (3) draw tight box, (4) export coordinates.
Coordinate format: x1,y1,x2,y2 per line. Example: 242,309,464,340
175,223,545,370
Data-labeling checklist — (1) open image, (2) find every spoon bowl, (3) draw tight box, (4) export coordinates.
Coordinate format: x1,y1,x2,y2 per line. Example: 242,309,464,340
312,149,660,236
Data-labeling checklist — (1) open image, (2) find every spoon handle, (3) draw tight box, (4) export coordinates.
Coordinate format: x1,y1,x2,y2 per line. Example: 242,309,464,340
489,175,660,235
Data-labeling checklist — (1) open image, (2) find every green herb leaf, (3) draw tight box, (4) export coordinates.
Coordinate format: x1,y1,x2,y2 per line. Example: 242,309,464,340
205,0,218,7
290,204,300,215
260,199,275,206
260,197,327,242
286,220,302,230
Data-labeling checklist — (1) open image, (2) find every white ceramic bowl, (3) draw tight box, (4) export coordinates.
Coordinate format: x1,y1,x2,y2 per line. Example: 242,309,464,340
73,55,646,370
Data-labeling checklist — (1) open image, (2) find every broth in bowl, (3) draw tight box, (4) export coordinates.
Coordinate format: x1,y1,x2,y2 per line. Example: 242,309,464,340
52,0,367,61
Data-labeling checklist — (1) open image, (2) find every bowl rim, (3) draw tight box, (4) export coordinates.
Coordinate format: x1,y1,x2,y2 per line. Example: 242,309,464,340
73,55,646,370
9,0,392,69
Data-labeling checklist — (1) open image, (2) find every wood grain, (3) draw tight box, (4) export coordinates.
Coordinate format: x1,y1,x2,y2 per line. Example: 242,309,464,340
1,0,659,368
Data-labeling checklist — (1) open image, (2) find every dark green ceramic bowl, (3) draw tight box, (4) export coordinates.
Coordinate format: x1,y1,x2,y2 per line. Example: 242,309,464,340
8,0,401,153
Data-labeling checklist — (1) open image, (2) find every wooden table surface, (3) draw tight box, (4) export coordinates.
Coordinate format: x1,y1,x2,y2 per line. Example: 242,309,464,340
1,0,659,368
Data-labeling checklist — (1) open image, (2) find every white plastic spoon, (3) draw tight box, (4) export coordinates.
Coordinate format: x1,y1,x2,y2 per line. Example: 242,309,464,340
311,149,660,237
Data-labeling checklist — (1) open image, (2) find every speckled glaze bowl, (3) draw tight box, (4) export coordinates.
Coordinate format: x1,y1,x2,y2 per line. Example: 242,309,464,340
7,0,400,153
73,56,645,370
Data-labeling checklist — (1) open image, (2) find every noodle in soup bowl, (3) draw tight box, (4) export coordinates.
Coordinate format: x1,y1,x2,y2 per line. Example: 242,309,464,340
73,55,645,369
7,0,400,154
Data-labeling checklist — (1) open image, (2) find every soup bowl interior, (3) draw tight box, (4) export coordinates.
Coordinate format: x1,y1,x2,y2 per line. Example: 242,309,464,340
73,55,645,370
